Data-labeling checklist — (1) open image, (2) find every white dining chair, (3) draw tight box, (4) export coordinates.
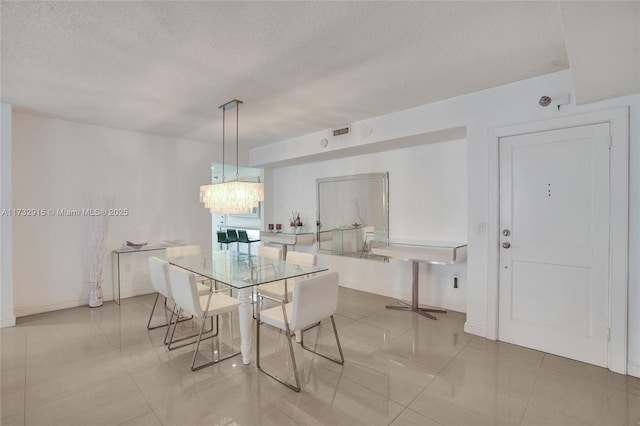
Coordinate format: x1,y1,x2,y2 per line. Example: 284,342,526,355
147,257,213,347
257,245,282,260
147,256,211,328
167,265,241,370
256,271,344,391
147,256,178,330
252,245,283,316
165,245,213,287
258,250,316,303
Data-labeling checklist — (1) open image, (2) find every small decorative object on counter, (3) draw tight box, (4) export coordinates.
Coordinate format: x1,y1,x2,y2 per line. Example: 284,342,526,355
126,241,147,249
289,211,303,227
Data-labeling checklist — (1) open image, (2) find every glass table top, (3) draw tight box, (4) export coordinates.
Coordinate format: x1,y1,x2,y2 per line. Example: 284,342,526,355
260,230,315,235
166,250,328,289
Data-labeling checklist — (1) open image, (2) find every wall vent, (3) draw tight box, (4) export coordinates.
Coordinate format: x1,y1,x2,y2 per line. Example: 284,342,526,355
332,125,350,137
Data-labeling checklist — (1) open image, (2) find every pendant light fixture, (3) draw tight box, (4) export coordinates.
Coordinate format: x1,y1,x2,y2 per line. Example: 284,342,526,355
199,99,264,214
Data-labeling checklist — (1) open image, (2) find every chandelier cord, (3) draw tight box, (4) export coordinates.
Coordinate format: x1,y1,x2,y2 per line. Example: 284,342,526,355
236,102,240,181
200,99,263,215
221,104,226,183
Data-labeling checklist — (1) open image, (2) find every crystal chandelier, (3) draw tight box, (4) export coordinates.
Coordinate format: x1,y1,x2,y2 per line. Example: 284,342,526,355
200,99,264,214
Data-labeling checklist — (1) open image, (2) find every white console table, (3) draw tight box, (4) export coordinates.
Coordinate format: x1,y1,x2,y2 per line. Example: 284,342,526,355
372,241,467,320
260,230,314,259
317,227,364,256
111,242,184,304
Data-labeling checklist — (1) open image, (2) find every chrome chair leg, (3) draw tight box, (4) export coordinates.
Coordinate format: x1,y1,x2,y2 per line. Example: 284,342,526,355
191,312,213,370
147,293,192,330
191,312,240,371
300,316,344,365
146,293,162,330
256,272,341,392
166,307,215,350
256,302,302,392
296,321,319,343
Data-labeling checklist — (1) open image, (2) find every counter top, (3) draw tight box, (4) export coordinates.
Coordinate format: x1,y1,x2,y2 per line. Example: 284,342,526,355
372,241,467,264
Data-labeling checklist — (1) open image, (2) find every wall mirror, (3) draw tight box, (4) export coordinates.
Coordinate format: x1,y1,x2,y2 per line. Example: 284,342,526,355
316,172,389,260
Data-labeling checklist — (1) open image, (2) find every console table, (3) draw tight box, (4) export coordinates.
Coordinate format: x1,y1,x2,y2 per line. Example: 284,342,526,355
111,242,183,304
317,226,364,256
260,230,314,259
372,241,467,320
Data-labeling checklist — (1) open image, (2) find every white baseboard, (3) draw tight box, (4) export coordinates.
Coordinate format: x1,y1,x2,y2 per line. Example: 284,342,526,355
15,297,89,317
442,302,467,314
340,279,388,297
118,287,154,300
340,279,467,313
1,316,16,328
14,287,154,317
464,322,486,337
628,362,640,378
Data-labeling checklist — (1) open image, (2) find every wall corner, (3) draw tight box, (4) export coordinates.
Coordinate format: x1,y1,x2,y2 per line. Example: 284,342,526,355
0,103,15,328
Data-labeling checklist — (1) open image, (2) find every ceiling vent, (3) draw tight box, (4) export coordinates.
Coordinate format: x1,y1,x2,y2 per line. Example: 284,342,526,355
332,125,351,137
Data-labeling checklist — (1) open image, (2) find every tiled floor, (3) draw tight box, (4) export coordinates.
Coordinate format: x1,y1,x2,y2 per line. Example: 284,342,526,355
2,287,640,426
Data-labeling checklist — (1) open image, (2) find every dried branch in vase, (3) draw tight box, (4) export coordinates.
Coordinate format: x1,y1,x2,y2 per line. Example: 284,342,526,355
88,196,115,307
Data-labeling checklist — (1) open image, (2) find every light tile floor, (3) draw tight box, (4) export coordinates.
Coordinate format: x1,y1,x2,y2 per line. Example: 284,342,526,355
2,287,639,426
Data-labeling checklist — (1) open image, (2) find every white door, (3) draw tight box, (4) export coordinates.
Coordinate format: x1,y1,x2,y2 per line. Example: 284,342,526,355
499,123,610,367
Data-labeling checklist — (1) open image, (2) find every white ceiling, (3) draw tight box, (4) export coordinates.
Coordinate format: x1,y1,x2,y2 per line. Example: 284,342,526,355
2,1,638,150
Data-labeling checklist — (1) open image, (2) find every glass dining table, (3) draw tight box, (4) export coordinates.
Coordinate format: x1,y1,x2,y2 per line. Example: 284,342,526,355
166,249,328,364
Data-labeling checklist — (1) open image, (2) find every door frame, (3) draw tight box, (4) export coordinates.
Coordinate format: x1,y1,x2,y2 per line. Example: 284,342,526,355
487,107,629,374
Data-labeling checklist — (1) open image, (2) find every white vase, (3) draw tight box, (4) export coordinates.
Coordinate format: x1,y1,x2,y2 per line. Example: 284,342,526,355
88,281,103,307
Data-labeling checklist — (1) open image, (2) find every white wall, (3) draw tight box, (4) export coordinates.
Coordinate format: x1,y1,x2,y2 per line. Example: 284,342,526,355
253,70,640,376
0,103,15,327
627,98,640,376
11,113,219,316
266,139,469,312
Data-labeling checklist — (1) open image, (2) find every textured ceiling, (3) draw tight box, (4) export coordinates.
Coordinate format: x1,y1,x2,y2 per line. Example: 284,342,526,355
1,1,637,150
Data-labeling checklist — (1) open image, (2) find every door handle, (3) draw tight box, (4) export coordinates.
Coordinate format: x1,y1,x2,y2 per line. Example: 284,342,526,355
502,242,511,249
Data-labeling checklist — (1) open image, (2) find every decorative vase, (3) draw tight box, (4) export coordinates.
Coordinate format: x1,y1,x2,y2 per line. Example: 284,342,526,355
88,280,103,307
